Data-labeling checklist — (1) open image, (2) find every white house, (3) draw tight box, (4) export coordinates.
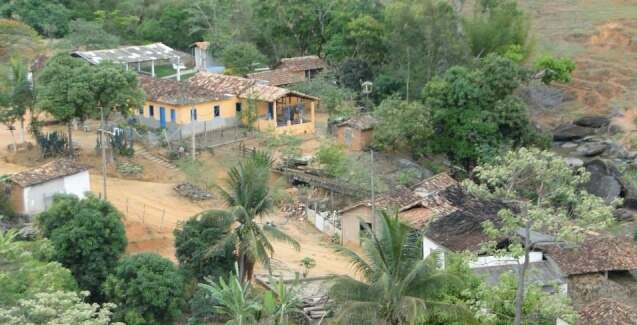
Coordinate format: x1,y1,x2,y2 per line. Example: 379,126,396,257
9,159,91,215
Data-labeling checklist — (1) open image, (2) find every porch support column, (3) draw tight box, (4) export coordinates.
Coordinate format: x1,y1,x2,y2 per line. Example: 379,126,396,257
137,62,141,72
311,100,316,125
125,63,128,71
151,60,155,77
273,101,277,128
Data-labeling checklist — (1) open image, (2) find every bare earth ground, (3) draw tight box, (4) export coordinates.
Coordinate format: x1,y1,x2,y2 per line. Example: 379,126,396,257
0,115,356,278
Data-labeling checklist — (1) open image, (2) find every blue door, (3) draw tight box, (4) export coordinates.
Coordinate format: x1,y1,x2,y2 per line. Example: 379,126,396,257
159,107,166,128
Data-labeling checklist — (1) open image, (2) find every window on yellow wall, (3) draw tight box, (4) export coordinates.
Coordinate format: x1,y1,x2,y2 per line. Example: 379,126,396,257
149,105,154,117
191,108,197,121
214,105,220,117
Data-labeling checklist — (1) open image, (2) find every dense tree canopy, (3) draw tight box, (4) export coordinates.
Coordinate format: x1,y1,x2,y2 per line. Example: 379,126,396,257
37,194,127,301
103,253,186,325
174,212,235,282
424,54,548,169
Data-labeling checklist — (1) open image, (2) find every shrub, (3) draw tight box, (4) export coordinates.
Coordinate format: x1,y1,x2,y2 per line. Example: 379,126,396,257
117,161,144,176
0,231,77,305
36,131,68,158
37,194,127,300
0,291,116,325
103,253,186,325
174,212,234,282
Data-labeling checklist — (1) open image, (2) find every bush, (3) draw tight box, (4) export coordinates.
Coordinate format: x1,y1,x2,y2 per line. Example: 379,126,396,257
0,291,117,325
37,194,127,301
174,212,234,282
117,161,144,176
36,131,68,158
0,231,77,305
103,253,186,325
315,141,349,177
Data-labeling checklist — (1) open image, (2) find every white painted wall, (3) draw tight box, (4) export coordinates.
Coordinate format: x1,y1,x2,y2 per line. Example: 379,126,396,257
469,252,544,268
22,171,90,215
306,208,341,237
422,236,442,259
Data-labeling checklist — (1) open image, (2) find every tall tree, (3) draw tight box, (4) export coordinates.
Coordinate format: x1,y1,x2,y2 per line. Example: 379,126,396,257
384,0,469,100
0,0,71,37
37,54,96,156
0,19,43,62
1,59,33,144
329,212,475,324
423,54,548,170
464,148,615,325
207,151,300,281
37,194,127,302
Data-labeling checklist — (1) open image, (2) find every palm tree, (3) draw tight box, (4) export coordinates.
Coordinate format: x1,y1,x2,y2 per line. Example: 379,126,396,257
208,151,300,282
329,212,476,324
1,59,33,144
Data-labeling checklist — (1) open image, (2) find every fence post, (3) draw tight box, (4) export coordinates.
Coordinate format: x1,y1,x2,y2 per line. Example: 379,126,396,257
160,209,165,231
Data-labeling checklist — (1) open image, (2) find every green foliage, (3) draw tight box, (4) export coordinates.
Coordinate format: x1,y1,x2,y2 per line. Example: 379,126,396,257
479,272,577,324
338,58,374,92
37,194,127,301
207,151,300,281
535,55,576,85
329,212,475,324
240,97,259,130
373,97,433,157
261,276,305,324
66,19,120,50
116,161,143,176
0,290,117,325
103,253,186,325
176,158,216,191
465,148,615,324
222,42,266,75
0,19,43,62
300,256,317,278
0,231,77,306
465,0,532,60
198,264,261,324
315,141,349,177
290,73,355,115
174,212,235,282
0,0,71,37
36,131,69,158
109,129,134,157
424,54,545,170
0,180,14,217
384,0,469,100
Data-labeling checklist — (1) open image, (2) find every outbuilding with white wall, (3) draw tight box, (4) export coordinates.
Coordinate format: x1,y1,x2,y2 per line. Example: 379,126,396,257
9,159,91,215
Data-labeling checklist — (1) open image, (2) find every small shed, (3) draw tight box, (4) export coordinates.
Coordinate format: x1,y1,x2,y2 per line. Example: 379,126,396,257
9,160,90,215
335,115,377,151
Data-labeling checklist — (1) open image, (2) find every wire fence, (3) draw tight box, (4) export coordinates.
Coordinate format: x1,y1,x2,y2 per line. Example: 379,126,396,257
108,196,183,233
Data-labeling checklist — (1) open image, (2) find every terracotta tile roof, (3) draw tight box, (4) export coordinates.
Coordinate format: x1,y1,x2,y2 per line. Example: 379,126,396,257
423,185,512,252
543,237,637,275
247,69,306,86
339,173,458,230
190,72,318,102
247,56,327,86
10,160,88,187
139,76,228,105
337,115,377,130
579,299,637,325
274,55,327,71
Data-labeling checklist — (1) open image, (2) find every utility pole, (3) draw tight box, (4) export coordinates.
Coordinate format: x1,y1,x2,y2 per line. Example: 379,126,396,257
370,149,376,234
191,111,196,159
99,106,108,200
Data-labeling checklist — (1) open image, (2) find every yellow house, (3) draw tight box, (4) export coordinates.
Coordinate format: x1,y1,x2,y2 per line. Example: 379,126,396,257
137,73,318,136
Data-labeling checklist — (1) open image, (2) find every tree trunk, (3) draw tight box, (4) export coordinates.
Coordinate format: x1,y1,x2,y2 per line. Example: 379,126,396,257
19,117,25,144
9,128,17,152
514,223,532,325
68,122,74,158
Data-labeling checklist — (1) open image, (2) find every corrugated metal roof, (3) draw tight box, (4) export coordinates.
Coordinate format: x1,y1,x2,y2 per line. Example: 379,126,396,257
72,42,179,64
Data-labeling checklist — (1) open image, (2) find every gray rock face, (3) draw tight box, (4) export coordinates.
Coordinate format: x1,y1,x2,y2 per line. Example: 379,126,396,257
574,115,610,128
565,157,584,168
553,124,596,141
561,142,578,149
613,208,635,222
585,159,623,203
576,142,608,157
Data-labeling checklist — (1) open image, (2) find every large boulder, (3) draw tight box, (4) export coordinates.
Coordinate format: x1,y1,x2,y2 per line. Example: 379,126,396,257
553,124,596,141
613,208,635,222
584,159,623,203
573,115,610,128
576,142,608,157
